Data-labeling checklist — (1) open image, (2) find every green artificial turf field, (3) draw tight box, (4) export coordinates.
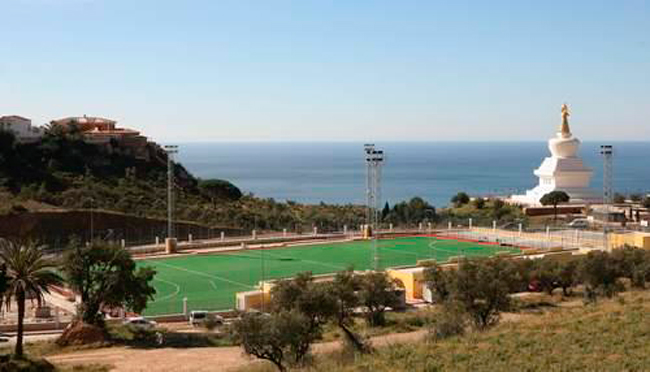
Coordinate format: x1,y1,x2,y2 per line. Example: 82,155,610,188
139,236,520,316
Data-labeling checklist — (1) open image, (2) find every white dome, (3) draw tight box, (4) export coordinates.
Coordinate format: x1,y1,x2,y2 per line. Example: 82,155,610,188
549,133,580,158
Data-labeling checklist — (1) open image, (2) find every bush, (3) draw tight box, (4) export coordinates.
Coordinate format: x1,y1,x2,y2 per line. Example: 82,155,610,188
234,311,318,371
427,303,466,342
358,271,403,327
580,251,624,298
0,355,55,372
611,246,650,288
451,192,470,207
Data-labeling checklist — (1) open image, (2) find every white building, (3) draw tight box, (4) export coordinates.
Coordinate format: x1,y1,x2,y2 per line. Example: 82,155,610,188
0,115,43,143
510,105,601,206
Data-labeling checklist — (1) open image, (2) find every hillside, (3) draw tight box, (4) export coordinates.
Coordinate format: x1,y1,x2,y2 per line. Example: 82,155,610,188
0,129,367,242
274,290,650,372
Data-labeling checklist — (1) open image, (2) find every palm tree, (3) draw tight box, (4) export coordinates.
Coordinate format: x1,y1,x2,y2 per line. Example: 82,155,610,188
0,239,63,357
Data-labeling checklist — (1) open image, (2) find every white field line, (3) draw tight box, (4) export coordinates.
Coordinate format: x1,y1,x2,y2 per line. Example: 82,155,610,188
152,277,181,302
154,261,253,290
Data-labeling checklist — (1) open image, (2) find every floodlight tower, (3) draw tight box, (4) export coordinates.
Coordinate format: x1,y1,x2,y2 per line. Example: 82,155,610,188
600,145,613,249
364,144,385,270
164,145,179,239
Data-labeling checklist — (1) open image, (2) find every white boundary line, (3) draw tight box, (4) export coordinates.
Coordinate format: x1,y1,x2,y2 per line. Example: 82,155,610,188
151,277,181,303
154,261,253,290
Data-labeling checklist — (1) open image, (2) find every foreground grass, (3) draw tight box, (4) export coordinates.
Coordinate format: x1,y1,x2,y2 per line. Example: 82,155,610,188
245,290,650,372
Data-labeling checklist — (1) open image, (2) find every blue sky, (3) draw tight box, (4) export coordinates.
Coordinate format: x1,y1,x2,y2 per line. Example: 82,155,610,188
1,0,648,142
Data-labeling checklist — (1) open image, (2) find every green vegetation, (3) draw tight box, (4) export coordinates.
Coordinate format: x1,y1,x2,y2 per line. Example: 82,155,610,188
240,247,650,371
450,192,470,207
0,128,369,237
382,197,437,226
61,241,157,326
234,310,316,372
287,291,650,372
0,239,63,357
442,192,525,226
540,190,570,221
235,270,403,371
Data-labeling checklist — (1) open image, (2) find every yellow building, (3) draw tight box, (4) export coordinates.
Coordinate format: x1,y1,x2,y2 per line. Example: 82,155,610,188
610,232,650,250
387,267,426,301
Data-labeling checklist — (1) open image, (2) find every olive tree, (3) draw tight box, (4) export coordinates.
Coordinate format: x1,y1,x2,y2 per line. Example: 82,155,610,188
448,258,513,329
234,311,315,372
62,241,156,326
358,271,403,327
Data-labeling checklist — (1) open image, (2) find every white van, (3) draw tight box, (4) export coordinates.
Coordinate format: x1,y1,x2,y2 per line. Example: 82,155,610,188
189,310,208,326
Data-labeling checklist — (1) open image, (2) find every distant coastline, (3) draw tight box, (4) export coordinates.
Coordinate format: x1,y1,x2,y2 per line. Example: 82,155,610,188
177,141,650,207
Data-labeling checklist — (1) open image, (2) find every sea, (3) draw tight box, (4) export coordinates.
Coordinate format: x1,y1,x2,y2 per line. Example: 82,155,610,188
176,142,650,208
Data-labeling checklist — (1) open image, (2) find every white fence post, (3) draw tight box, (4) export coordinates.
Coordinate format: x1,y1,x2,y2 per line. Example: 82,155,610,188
221,231,225,241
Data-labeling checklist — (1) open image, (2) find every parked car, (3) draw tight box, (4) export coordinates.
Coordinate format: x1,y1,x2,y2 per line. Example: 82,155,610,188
189,311,224,327
568,218,589,229
123,317,157,330
189,310,209,326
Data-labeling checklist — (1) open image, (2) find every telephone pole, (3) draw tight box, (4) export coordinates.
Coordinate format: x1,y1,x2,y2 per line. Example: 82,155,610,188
164,145,179,239
600,145,613,250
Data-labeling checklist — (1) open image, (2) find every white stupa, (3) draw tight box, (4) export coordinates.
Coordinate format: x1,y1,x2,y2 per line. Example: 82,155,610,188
511,104,601,206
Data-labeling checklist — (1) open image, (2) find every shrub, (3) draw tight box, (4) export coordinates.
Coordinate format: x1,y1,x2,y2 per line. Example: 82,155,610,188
451,192,470,207
358,271,403,327
233,310,318,371
610,246,650,288
579,251,624,298
427,303,467,342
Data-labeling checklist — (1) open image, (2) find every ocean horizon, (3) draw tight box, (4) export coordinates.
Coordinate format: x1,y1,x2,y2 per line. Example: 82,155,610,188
176,141,650,208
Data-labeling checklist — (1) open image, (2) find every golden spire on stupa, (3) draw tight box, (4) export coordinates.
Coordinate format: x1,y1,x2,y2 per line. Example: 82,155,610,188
559,103,571,137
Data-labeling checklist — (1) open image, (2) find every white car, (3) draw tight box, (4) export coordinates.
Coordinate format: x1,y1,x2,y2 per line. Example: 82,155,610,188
568,219,589,229
189,311,224,327
124,317,157,330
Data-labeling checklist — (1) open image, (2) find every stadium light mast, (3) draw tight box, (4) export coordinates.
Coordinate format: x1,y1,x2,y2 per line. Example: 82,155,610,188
600,145,613,250
364,144,385,270
164,145,179,240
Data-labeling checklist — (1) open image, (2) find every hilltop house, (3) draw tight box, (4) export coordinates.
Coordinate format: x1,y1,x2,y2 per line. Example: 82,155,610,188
50,115,151,160
0,115,43,143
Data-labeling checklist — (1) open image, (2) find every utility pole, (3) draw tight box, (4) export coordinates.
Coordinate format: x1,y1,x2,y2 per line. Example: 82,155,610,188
164,145,179,240
600,145,613,250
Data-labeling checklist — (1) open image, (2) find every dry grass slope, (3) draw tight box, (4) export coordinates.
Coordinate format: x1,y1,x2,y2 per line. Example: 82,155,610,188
261,291,650,372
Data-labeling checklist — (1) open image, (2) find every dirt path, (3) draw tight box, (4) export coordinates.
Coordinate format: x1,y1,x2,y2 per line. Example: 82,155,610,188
47,330,426,372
